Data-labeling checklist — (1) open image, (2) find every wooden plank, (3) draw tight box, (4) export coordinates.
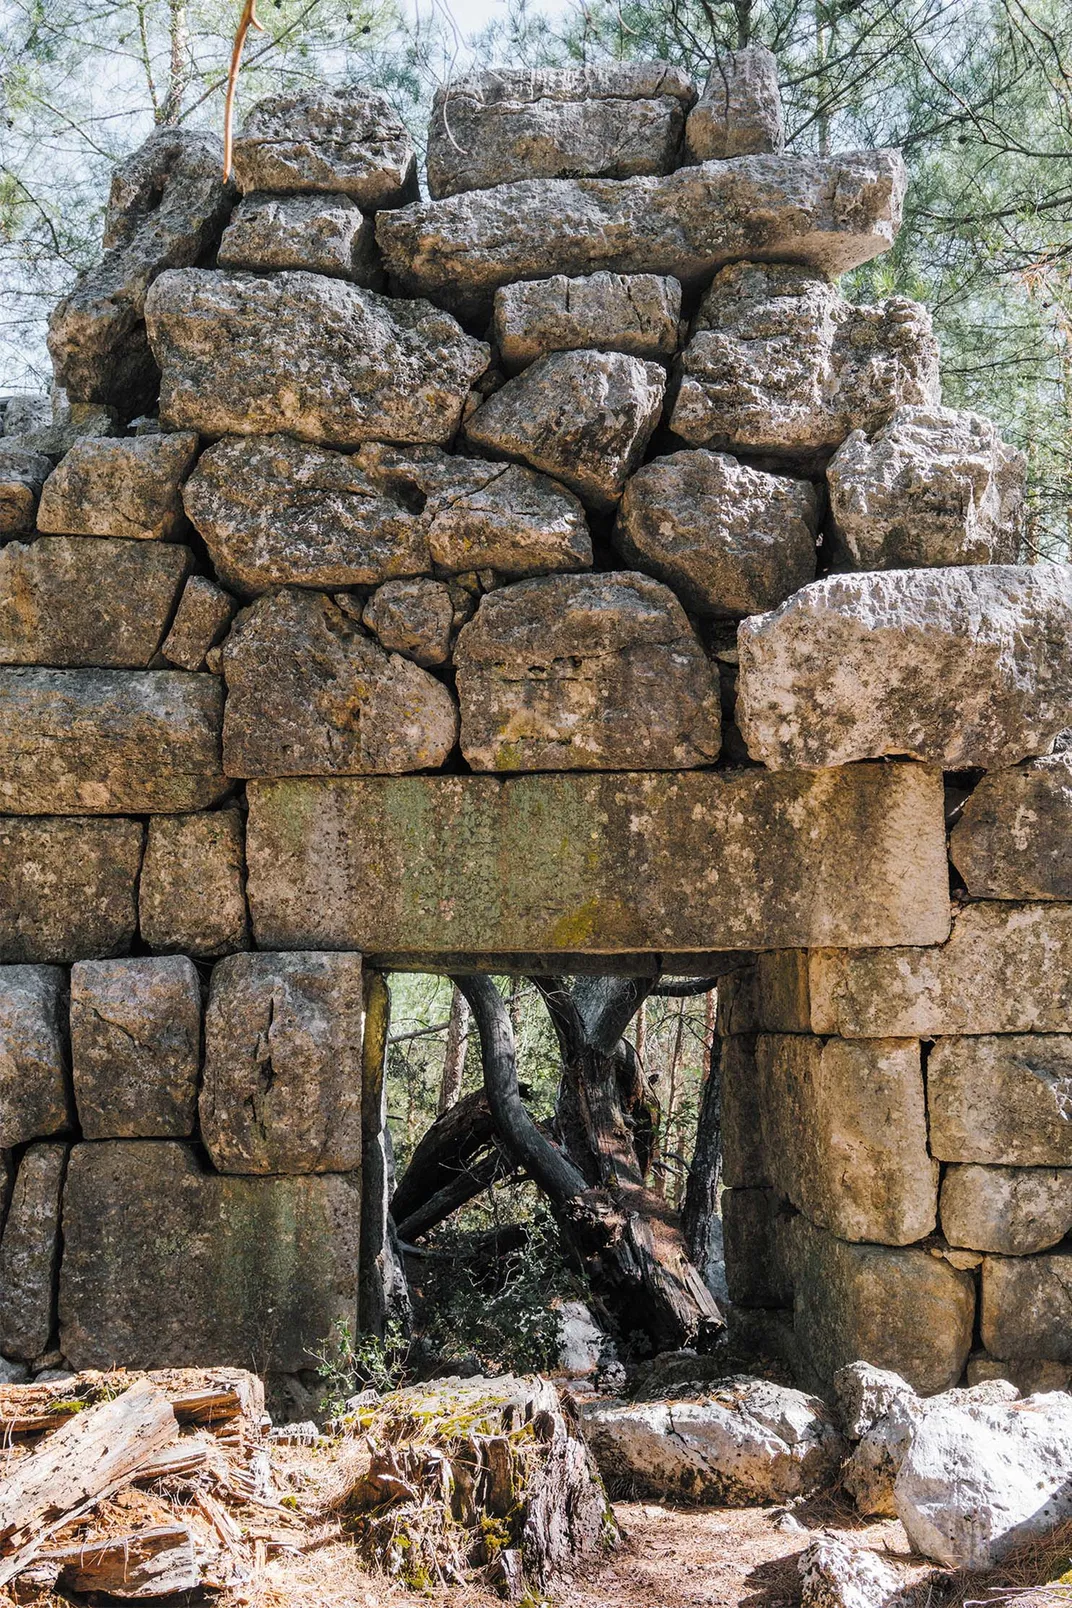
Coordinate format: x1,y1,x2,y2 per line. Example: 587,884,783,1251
0,1367,262,1437
46,1525,198,1598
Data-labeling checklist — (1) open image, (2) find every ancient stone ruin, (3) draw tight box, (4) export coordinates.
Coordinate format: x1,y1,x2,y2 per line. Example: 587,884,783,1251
0,52,1069,1401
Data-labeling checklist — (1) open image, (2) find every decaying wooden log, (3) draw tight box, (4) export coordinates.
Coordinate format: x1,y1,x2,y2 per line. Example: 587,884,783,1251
391,1085,518,1242
43,1524,199,1599
0,1366,263,1438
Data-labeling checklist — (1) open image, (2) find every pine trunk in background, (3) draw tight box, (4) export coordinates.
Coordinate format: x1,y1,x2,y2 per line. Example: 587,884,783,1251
437,985,471,1115
682,992,723,1277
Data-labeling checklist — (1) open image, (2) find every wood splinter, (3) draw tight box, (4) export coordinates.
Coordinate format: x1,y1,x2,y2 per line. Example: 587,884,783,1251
223,0,265,182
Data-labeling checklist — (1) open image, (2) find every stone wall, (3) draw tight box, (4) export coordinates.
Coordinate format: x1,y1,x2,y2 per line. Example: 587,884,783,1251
0,53,1066,1392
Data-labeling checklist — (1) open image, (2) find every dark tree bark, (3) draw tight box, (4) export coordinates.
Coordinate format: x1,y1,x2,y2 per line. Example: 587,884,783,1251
390,1085,516,1243
682,1027,724,1275
359,971,412,1337
437,985,470,1115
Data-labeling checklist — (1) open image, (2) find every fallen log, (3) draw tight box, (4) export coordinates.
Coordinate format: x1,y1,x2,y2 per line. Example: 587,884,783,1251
0,1366,263,1437
43,1524,199,1599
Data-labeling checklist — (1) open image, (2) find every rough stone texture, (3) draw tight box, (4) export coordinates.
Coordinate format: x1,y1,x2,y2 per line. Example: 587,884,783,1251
454,572,720,771
950,756,1072,900
36,432,199,540
811,905,1072,1038
798,1538,902,1608
670,264,939,460
201,951,363,1175
2,394,51,435
967,1355,1072,1395
363,578,454,666
427,64,694,198
69,956,201,1139
494,273,681,372
738,565,1072,771
842,1398,919,1518
183,434,589,595
0,966,70,1148
463,349,664,510
0,818,143,963
377,149,907,322
231,88,417,207
981,1253,1072,1363
613,450,817,616
785,1217,976,1394
833,1362,915,1441
716,952,813,1035
0,445,52,534
139,809,249,959
222,588,458,777
0,1142,67,1360
722,1188,792,1308
685,48,785,161
0,669,226,814
580,1378,845,1504
0,537,192,668
721,1035,767,1189
7,402,120,464
161,576,236,671
929,1035,1072,1165
47,128,233,407
145,270,489,449
244,764,950,955
60,1140,360,1371
940,1165,1072,1256
218,193,382,285
756,1035,936,1246
826,407,1026,569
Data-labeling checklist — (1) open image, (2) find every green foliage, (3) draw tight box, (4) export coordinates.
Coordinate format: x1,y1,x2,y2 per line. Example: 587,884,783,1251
315,1317,412,1416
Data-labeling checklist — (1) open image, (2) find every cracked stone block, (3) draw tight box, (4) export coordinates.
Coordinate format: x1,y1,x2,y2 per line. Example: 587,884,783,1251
140,809,249,959
981,1252,1072,1364
36,432,199,540
950,755,1072,900
685,47,785,160
0,445,52,535
940,1164,1072,1255
0,817,143,964
494,273,681,372
218,192,382,284
928,1035,1072,1166
0,1142,68,1360
161,576,237,672
363,578,455,667
231,87,417,206
0,966,71,1148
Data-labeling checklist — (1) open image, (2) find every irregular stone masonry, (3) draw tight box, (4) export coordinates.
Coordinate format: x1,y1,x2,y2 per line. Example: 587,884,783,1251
0,56,1067,1392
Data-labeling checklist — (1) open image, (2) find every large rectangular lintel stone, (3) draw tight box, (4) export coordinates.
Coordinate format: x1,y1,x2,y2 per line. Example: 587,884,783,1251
246,765,949,955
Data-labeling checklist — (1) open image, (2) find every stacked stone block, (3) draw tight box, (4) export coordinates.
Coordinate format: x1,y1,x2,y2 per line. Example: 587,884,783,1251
0,51,1065,1391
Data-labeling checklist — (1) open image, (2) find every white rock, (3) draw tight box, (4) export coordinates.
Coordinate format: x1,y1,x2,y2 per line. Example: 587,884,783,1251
799,1538,903,1608
0,1355,29,1383
557,1300,604,1376
833,1362,916,1440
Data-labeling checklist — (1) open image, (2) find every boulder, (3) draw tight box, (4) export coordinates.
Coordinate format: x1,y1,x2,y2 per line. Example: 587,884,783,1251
36,432,199,540
6,400,119,463
494,272,681,372
231,87,417,206
798,1539,902,1608
363,578,454,667
0,817,143,964
218,192,382,284
685,47,785,160
139,809,249,959
928,1034,1072,1165
833,1362,915,1440
613,449,817,616
0,669,226,814
557,1300,605,1376
70,956,201,1139
0,537,192,668
737,565,1072,771
145,269,489,448
201,951,363,1175
2,393,51,435
376,149,907,322
60,1140,360,1371
0,1142,68,1360
579,1376,846,1503
47,128,234,407
826,406,1025,569
0,445,52,534
843,1398,919,1518
950,755,1072,900
0,966,71,1149
222,588,458,776
940,1164,1072,1255
981,1253,1072,1364
454,572,721,770
968,1355,1072,1396
463,349,665,510
427,63,694,198
161,575,236,672
670,263,939,461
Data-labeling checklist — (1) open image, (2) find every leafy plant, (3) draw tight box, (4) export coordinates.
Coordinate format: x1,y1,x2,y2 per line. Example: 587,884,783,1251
315,1317,412,1417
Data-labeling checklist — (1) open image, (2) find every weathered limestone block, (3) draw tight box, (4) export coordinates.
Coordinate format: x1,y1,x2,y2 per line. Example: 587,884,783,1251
786,1217,975,1394
0,669,226,814
0,818,142,964
722,1188,793,1307
223,588,458,777
982,1253,1072,1364
670,264,939,459
685,47,785,161
811,904,1072,1038
463,350,664,510
929,1035,1072,1165
2,393,51,435
716,951,813,1035
826,407,1025,570
0,445,52,534
183,433,589,595
0,537,191,668
454,572,720,771
376,150,907,322
231,88,417,206
60,1140,360,1371
145,269,489,449
427,64,694,198
799,1538,902,1608
494,273,681,372
36,432,199,540
737,565,1072,771
721,1035,767,1188
139,809,249,958
244,764,950,954
161,576,236,672
201,951,363,1174
218,193,382,284
756,1036,936,1246
940,1165,1072,1256
47,128,233,406
0,966,70,1148
950,756,1072,900
0,1143,67,1360
70,957,201,1139
613,450,817,616
363,578,454,667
